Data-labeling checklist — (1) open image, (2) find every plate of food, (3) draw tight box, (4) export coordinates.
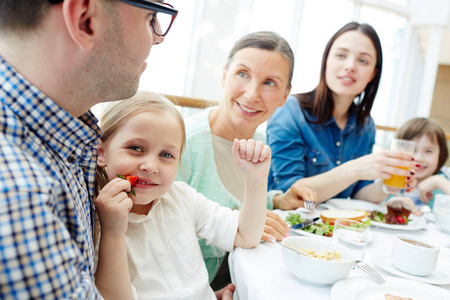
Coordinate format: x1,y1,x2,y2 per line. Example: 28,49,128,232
331,275,450,300
286,210,372,240
286,212,334,238
324,198,387,213
368,199,426,230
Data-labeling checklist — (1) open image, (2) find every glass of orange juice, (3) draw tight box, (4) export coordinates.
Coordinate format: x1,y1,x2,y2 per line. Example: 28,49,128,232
383,138,415,195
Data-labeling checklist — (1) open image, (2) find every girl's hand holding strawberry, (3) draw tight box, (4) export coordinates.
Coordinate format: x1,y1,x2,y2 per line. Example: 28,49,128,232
95,178,133,238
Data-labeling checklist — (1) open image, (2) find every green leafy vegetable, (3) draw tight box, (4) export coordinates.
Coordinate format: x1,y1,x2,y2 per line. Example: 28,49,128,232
303,222,334,237
285,212,334,237
372,211,385,223
348,218,371,229
285,212,306,226
362,218,372,226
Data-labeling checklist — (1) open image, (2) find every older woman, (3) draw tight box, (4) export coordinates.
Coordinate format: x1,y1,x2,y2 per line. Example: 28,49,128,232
176,31,316,289
267,22,417,204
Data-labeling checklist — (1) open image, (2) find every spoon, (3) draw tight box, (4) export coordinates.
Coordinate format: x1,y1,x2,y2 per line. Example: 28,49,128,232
269,237,308,257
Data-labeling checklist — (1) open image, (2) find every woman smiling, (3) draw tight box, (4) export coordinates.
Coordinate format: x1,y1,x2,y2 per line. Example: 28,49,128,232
176,31,317,290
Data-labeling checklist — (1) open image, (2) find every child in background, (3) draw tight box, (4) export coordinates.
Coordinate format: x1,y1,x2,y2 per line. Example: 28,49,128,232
386,117,449,213
93,91,270,300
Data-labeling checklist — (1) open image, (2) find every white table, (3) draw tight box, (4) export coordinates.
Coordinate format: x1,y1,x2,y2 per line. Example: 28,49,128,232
229,208,450,300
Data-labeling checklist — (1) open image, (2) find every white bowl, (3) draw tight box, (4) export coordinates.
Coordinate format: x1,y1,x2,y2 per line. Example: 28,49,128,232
281,236,357,286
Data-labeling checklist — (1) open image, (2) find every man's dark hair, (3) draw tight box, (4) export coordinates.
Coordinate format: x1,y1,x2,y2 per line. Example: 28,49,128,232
0,0,51,33
0,0,116,34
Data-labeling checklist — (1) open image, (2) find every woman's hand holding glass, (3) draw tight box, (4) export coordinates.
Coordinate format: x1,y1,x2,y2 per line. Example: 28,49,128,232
382,139,416,195
344,149,417,192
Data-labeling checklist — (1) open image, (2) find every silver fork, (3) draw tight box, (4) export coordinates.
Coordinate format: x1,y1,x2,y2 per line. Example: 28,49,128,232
304,200,316,210
354,260,386,285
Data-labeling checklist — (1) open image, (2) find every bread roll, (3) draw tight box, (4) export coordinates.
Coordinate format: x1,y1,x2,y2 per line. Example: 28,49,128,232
320,209,366,225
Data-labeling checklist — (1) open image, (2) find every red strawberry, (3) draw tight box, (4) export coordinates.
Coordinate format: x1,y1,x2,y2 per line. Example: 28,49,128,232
117,174,138,196
126,175,138,187
394,216,405,224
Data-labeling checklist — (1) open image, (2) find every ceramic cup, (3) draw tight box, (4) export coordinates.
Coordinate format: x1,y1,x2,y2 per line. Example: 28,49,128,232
392,234,440,276
434,194,450,233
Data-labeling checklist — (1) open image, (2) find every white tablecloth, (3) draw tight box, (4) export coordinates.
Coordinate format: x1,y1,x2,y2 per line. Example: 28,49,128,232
229,209,450,300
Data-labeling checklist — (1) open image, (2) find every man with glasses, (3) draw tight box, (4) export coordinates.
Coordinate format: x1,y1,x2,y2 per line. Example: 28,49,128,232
0,0,177,299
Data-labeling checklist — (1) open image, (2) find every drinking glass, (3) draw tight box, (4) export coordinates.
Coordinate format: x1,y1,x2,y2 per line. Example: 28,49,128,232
382,138,415,195
332,219,370,260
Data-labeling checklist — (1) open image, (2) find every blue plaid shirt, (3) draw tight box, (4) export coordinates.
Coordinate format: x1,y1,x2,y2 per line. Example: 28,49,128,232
0,56,103,299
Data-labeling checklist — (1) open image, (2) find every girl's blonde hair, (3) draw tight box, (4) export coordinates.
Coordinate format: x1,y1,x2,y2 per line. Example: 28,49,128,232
95,91,186,196
395,117,448,174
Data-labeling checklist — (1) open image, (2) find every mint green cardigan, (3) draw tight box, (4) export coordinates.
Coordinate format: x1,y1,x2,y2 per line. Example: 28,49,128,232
176,107,276,283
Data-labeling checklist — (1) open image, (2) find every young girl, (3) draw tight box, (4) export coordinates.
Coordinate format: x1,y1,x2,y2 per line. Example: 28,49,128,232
387,117,449,212
93,91,270,300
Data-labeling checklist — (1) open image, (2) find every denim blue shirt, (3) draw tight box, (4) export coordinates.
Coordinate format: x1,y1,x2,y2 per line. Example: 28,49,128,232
267,95,375,199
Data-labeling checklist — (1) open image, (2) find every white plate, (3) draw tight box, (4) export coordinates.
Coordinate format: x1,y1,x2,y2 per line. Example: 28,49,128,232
371,214,427,230
291,222,373,242
325,198,387,213
373,253,450,285
331,275,450,300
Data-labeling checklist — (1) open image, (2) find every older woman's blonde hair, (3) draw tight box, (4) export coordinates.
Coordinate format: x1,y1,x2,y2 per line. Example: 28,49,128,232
95,91,186,196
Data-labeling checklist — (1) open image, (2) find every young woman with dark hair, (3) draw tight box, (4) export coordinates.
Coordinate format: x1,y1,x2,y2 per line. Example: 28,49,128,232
267,22,417,204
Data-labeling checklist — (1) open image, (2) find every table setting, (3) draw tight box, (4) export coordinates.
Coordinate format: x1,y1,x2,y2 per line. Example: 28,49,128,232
229,197,450,300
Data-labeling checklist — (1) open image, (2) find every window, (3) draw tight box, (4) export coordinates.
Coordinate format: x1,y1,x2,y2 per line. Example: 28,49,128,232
115,0,429,131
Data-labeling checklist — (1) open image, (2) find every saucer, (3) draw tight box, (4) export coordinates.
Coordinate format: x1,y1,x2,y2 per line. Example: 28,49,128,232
373,253,450,285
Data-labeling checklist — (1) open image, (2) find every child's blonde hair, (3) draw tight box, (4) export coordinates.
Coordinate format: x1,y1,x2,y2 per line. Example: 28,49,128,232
95,91,186,195
395,117,448,174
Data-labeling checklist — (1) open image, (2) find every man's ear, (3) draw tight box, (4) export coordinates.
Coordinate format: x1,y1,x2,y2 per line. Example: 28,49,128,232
62,0,103,51
96,142,107,168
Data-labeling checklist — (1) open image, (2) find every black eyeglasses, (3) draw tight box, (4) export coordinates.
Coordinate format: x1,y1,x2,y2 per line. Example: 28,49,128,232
49,0,178,37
